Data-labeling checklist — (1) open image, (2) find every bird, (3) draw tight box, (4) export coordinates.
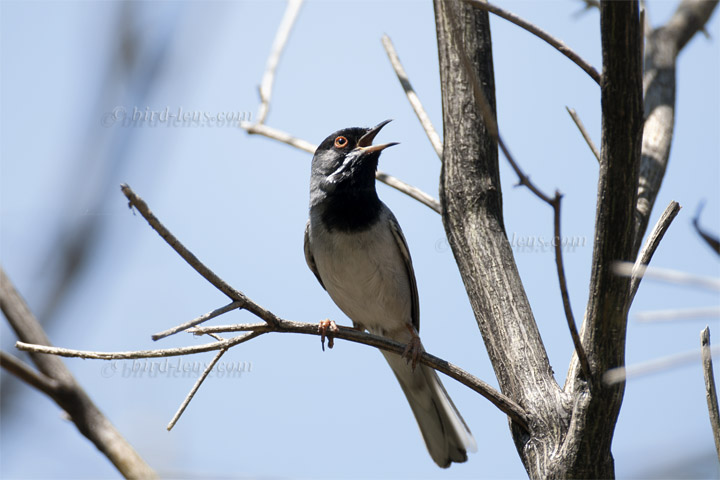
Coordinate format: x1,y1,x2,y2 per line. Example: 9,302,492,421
303,119,477,468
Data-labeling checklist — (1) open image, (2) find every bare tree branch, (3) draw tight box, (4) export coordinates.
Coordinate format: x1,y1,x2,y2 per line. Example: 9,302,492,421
634,0,718,255
701,326,720,461
1,267,157,479
164,329,250,429
19,184,528,431
121,184,281,327
191,323,529,431
603,342,720,385
243,122,316,153
614,262,720,291
0,351,58,397
461,0,602,84
693,202,720,255
238,4,442,215
167,347,228,431
572,0,600,18
629,201,682,302
164,331,266,432
241,125,442,213
444,4,592,384
152,301,242,341
17,332,261,360
635,306,720,323
255,0,304,125
558,4,645,474
18,320,530,432
566,107,600,162
375,172,441,213
381,34,443,159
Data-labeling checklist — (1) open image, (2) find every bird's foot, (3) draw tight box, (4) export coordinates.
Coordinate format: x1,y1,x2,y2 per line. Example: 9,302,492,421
319,319,339,351
402,324,424,370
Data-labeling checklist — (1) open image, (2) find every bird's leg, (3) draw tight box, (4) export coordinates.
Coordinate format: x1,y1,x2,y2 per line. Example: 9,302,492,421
318,319,339,351
402,324,424,370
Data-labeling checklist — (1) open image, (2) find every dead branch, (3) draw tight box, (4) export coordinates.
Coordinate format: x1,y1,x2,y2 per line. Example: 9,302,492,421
603,342,720,385
634,0,718,255
445,4,592,384
629,201,682,302
381,34,443,159
693,202,720,255
461,0,601,84
566,107,600,162
1,267,156,479
17,184,530,433
701,326,720,461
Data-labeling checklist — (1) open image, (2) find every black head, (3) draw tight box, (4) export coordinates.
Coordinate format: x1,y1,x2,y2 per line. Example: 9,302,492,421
309,120,398,231
310,119,398,203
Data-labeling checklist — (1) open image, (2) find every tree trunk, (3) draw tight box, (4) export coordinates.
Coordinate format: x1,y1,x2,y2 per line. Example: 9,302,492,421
434,0,644,477
434,1,569,477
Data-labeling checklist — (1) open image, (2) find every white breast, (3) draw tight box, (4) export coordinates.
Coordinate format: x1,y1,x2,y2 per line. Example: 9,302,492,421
309,217,412,337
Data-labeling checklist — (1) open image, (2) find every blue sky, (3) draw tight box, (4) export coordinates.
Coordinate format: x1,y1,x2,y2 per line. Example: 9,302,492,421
1,1,719,478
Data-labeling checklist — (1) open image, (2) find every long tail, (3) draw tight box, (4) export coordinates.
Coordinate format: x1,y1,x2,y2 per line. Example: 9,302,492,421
382,351,477,468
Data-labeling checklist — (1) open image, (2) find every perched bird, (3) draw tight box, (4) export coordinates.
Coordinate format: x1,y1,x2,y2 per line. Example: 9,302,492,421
304,120,476,468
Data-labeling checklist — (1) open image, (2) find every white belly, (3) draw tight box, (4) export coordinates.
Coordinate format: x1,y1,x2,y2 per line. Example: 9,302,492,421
310,220,412,337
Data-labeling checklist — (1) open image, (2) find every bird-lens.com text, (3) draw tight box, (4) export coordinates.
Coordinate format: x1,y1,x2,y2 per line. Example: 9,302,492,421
101,106,252,128
101,359,253,379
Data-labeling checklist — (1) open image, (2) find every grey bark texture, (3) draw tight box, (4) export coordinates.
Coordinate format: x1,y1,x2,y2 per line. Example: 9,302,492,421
0,267,157,480
433,0,717,477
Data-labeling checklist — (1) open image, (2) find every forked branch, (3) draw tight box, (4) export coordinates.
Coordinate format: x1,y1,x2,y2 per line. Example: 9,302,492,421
445,5,593,384
461,0,601,84
1,267,156,479
239,1,441,214
17,184,529,432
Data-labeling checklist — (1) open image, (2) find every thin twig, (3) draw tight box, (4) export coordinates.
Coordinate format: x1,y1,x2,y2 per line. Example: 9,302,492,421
166,330,263,430
375,172,441,213
604,343,720,385
629,201,682,301
566,107,600,162
152,301,243,341
169,329,259,429
446,6,592,383
17,332,263,360
121,184,281,327
615,263,720,292
238,3,441,214
693,201,720,255
572,0,600,19
553,192,593,382
0,351,58,397
461,0,601,85
19,318,530,432
255,0,304,125
243,122,316,153
19,184,530,431
636,306,720,323
240,125,442,213
167,346,229,431
701,326,720,461
381,34,443,159
239,13,442,215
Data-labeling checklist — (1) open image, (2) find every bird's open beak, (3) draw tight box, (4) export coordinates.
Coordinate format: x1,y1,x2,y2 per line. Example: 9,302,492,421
357,119,399,153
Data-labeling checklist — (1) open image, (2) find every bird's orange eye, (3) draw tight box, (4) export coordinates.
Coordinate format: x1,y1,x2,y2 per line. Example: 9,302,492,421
334,136,348,148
